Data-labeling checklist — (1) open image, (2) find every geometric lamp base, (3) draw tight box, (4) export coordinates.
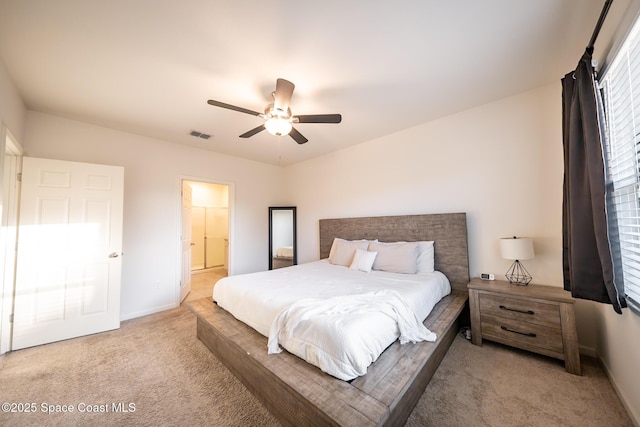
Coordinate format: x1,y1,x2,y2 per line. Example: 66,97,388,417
505,260,532,286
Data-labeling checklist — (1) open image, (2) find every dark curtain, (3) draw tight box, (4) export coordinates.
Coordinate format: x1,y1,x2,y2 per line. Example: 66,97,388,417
562,49,626,314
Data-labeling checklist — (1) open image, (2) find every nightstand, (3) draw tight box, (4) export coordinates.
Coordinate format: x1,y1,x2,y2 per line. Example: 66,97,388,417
468,278,581,375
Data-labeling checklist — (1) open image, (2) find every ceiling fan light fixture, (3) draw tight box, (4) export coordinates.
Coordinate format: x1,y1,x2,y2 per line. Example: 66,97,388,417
265,117,292,136
207,78,341,144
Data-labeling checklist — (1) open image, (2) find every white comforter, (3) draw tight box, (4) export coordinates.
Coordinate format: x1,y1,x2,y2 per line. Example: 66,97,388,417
267,289,437,380
213,260,450,380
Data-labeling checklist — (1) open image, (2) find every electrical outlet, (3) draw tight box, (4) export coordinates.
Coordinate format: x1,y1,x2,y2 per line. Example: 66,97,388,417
155,280,160,290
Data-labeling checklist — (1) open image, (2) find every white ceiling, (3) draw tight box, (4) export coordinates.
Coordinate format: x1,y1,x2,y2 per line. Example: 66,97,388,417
0,0,614,165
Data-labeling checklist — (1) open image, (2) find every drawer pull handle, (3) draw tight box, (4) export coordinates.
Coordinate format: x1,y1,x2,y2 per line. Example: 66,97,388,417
499,305,534,315
501,325,537,337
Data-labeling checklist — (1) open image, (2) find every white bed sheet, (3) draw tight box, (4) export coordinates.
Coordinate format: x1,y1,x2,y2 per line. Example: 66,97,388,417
212,259,451,380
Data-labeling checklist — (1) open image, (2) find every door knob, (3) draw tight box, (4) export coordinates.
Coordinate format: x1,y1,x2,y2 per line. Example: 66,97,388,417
108,252,120,258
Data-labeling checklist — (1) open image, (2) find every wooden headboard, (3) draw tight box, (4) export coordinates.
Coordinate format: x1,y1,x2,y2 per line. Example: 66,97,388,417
319,213,470,289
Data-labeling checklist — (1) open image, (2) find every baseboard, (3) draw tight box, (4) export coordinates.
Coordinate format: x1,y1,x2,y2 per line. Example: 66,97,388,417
120,302,179,321
597,352,640,427
579,344,597,358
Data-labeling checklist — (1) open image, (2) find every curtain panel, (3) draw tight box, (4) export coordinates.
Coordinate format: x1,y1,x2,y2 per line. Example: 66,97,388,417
561,49,625,314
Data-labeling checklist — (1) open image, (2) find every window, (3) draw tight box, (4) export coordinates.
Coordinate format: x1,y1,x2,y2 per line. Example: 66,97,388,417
601,17,640,312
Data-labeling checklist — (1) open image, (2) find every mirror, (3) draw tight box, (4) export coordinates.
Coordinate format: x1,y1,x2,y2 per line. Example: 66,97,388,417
269,206,297,269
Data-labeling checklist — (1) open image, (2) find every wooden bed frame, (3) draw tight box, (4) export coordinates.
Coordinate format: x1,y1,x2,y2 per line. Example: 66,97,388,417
187,213,470,426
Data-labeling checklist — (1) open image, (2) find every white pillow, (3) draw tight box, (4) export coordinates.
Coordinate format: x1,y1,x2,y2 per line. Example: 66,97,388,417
349,249,378,272
416,241,435,273
368,241,419,274
328,238,370,266
328,238,354,260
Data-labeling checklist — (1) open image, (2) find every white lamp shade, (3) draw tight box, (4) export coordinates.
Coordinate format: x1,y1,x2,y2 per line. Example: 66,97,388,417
265,118,292,136
500,237,534,260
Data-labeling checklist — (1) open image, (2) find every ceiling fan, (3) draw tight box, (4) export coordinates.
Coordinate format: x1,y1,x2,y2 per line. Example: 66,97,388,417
207,78,342,144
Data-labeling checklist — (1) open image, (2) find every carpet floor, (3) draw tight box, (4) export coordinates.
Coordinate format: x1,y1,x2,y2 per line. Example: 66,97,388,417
0,301,633,426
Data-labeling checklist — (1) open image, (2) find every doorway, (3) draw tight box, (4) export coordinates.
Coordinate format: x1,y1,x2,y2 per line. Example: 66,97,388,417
182,180,229,303
191,206,228,270
0,128,22,354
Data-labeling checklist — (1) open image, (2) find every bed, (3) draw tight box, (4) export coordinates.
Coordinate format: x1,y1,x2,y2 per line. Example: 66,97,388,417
214,258,450,380
187,212,470,426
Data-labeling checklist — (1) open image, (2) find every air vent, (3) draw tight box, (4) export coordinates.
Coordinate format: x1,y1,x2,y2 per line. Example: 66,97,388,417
189,130,211,139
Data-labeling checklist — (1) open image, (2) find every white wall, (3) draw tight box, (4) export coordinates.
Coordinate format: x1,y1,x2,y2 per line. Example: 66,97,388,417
0,57,25,141
286,81,639,423
596,299,640,423
189,182,228,208
288,83,564,286
23,111,286,319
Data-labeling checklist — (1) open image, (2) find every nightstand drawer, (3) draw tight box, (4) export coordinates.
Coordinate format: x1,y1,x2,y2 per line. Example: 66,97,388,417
479,293,560,329
480,313,564,354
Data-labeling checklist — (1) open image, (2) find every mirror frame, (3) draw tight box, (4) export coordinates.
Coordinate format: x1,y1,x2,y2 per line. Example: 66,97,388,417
269,206,297,270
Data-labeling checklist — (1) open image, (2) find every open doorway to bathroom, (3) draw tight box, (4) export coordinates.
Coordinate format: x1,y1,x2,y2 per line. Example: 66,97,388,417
183,180,229,303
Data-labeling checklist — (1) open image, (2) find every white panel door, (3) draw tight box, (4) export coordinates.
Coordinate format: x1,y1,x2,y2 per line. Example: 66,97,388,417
180,182,192,302
12,157,124,350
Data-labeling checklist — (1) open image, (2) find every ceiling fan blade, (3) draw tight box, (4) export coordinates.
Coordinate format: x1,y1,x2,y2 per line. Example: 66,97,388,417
273,78,295,111
207,99,261,116
239,124,265,138
293,114,342,124
289,127,308,144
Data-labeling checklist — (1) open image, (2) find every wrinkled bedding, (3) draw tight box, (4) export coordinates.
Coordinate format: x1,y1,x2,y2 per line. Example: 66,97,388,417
213,259,450,380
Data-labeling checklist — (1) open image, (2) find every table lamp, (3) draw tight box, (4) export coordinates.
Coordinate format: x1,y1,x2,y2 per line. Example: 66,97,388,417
500,236,534,285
